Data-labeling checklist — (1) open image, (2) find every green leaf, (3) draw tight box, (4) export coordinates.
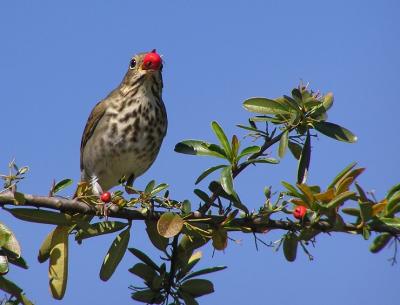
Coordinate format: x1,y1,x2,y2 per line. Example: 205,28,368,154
327,162,357,189
243,97,291,115
281,181,308,204
231,135,240,159
387,183,400,200
211,121,232,159
182,200,192,214
6,208,72,226
311,92,334,118
291,88,303,103
131,289,160,304
359,202,373,223
281,96,301,111
52,179,73,194
177,251,202,280
313,121,357,143
38,227,57,263
49,225,69,300
241,157,279,166
220,166,234,196
237,146,261,160
100,228,130,281
7,254,28,270
0,255,9,275
195,165,226,185
0,222,21,258
75,221,128,241
341,207,360,217
297,130,311,184
278,130,289,158
380,217,400,228
129,263,157,282
369,233,392,253
182,266,227,281
180,279,215,297
145,220,169,251
180,291,199,305
150,183,169,196
288,141,302,160
326,191,356,209
174,140,226,158
283,233,298,262
128,248,160,272
193,189,211,203
157,213,184,238
144,180,155,194
212,228,228,251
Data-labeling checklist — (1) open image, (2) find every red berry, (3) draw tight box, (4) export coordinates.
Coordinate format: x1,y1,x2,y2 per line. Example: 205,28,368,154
293,206,307,219
100,192,111,203
142,49,162,70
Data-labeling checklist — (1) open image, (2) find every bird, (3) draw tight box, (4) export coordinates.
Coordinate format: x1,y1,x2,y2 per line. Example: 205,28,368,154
79,49,167,194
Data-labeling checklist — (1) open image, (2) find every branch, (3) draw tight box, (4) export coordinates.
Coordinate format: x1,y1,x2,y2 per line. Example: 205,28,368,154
199,130,287,214
1,191,399,236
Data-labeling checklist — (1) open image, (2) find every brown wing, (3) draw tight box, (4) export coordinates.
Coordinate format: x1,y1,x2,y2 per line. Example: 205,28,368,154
80,100,108,171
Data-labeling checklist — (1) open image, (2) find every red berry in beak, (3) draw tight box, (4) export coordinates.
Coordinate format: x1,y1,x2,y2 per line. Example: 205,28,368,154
293,206,307,219
142,49,162,70
100,192,111,203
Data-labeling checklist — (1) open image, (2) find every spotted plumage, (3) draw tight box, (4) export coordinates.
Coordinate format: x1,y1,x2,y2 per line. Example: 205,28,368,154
80,50,167,192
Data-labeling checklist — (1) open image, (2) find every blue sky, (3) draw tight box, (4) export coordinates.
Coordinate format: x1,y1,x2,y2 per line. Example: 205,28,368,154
1,1,399,304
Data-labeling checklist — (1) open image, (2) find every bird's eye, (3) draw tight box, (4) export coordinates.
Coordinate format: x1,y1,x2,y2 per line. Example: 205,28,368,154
129,59,136,69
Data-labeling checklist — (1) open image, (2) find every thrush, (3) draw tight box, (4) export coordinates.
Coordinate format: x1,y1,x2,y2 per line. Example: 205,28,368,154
79,50,167,193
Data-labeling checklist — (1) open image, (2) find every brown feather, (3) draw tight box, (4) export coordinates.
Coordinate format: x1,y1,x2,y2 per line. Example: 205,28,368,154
80,100,108,171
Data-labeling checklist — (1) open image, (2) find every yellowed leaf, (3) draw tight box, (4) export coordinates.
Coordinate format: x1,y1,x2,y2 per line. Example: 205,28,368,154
372,199,387,216
315,188,335,203
212,228,228,251
297,184,315,204
49,226,69,300
336,177,354,194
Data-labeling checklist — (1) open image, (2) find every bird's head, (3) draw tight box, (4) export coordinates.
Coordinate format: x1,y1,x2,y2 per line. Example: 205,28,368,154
120,49,163,95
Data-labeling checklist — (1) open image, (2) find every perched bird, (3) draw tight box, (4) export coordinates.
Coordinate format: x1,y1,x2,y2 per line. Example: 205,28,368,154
79,50,167,193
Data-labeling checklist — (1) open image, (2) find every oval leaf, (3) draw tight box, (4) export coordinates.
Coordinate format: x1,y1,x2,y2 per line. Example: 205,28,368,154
243,97,290,115
297,130,311,184
183,266,227,281
370,233,392,253
211,121,232,159
278,130,289,158
75,221,128,241
0,255,9,275
128,263,157,282
100,228,130,281
7,208,72,226
174,140,226,158
313,121,357,143
128,248,160,271
49,226,69,300
180,279,215,297
131,289,159,303
145,220,169,251
195,165,226,185
157,213,184,238
38,228,58,263
283,233,298,262
0,222,21,258
220,166,234,196
238,145,261,160
212,229,228,251
52,179,73,194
